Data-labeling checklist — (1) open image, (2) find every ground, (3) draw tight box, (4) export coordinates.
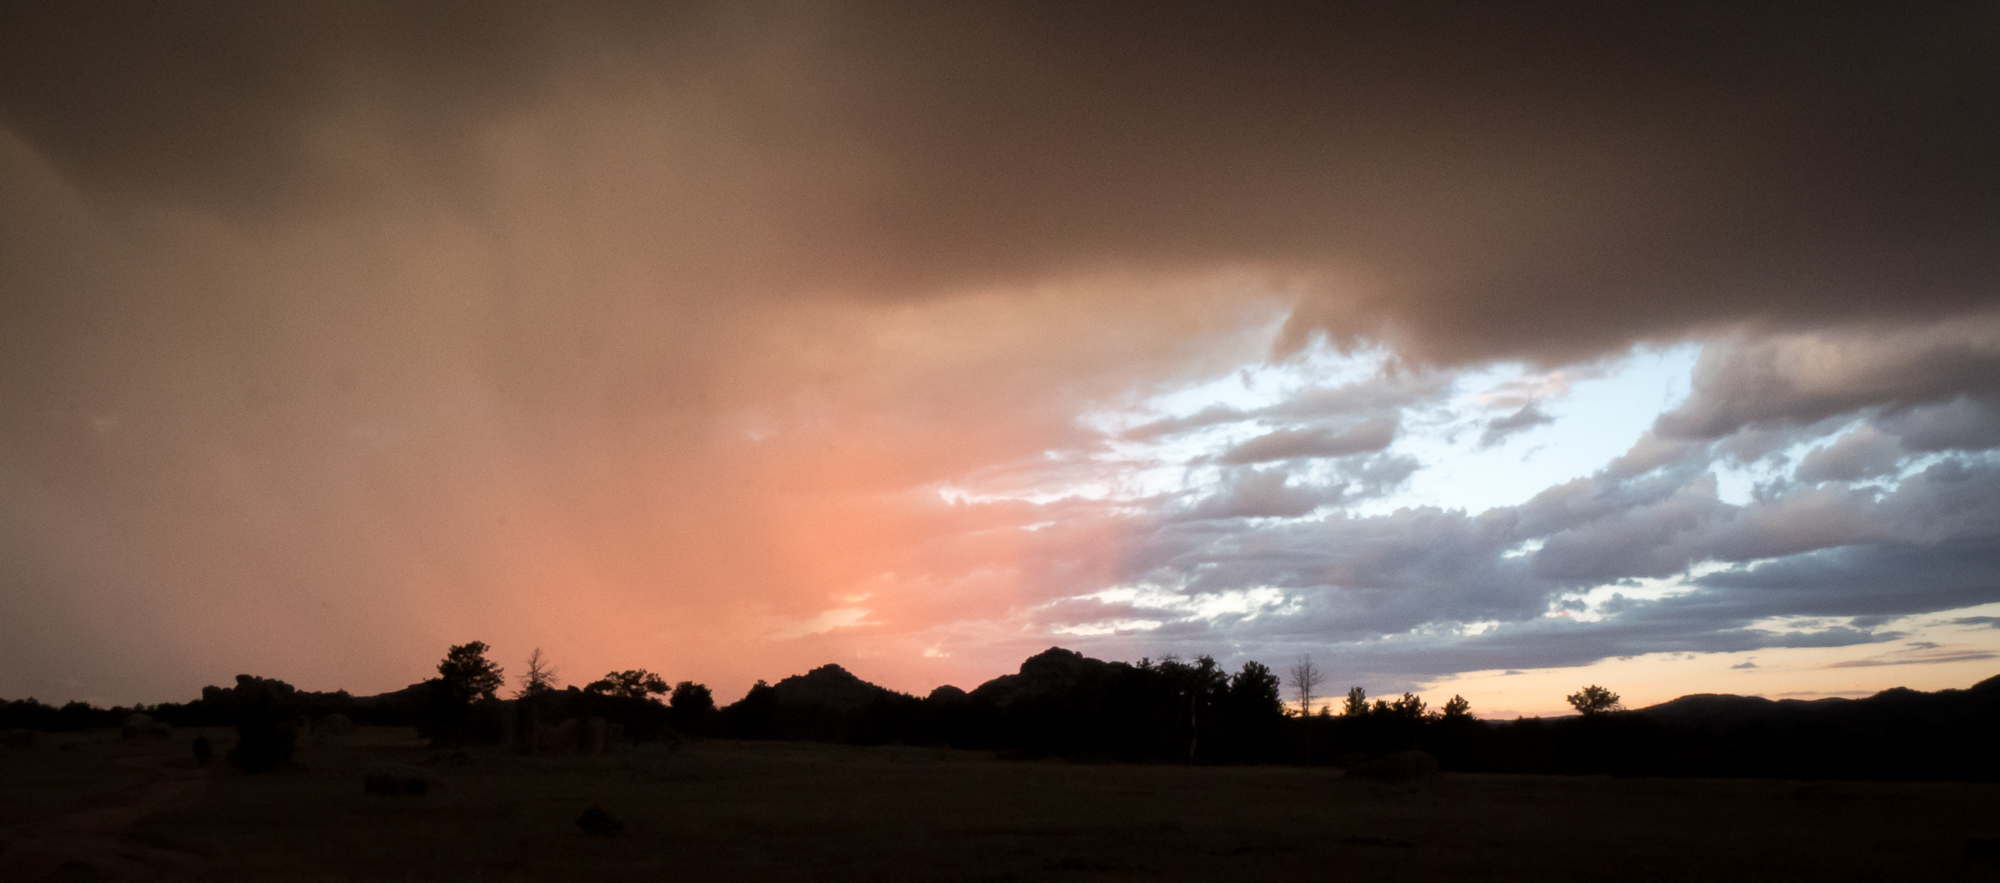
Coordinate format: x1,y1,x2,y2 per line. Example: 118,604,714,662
2,727,1998,881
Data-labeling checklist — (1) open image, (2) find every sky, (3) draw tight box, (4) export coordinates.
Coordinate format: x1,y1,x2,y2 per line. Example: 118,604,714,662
2,2,1997,717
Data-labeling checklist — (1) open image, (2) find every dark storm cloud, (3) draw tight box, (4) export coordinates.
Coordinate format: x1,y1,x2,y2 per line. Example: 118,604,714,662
1177,453,1417,523
1505,423,2000,583
1184,469,1330,520
1795,426,1904,484
6,0,2000,702
1118,505,1549,642
1216,418,1397,465
1049,415,2000,678
1878,397,2000,453
1122,370,1447,445
1826,650,2000,669
1116,590,1903,686
1655,320,2000,439
1692,536,2000,622
1144,529,1994,678
1360,619,1896,681
1479,403,1554,447
3,1,1996,357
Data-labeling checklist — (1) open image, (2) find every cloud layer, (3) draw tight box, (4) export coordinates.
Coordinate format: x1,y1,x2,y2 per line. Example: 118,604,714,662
1,2,1996,706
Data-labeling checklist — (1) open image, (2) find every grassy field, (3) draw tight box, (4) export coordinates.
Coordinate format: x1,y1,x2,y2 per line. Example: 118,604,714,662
4,727,1999,880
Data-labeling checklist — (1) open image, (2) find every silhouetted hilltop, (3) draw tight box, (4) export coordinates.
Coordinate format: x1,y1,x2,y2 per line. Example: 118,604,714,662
968,647,1127,708
953,648,1289,763
6,646,1997,781
1636,692,1794,727
344,681,436,721
768,664,908,712
1638,674,2000,732
720,664,922,743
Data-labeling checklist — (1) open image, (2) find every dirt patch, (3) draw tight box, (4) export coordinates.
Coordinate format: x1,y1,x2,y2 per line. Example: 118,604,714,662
0,753,212,881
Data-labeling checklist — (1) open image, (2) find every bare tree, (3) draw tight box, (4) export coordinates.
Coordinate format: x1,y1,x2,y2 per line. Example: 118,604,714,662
517,647,560,699
1287,654,1326,716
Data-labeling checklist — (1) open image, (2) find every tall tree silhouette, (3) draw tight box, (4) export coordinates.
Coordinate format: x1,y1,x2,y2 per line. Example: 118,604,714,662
669,680,716,734
1342,686,1369,717
1225,661,1285,762
1155,655,1226,763
1567,685,1622,716
438,642,505,702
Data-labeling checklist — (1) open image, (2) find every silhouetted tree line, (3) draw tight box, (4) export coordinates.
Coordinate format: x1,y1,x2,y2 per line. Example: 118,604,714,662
6,645,1997,781
1,697,125,731
715,651,1286,763
1,675,367,733
1452,679,2000,781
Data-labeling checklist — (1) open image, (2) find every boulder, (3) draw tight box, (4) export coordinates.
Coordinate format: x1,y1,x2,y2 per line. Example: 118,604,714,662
533,718,582,755
315,713,355,736
1343,750,1440,784
363,762,438,796
582,717,609,754
120,713,156,739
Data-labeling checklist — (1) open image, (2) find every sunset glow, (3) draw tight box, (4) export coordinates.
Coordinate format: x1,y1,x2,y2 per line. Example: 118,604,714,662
3,3,1997,717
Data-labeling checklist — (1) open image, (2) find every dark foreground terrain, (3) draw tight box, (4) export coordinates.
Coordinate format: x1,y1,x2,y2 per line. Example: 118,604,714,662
4,728,1999,881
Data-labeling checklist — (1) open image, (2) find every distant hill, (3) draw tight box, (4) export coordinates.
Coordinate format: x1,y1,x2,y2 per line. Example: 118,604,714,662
968,647,1127,708
766,664,910,712
739,647,1132,717
1637,674,2000,732
9,648,1996,780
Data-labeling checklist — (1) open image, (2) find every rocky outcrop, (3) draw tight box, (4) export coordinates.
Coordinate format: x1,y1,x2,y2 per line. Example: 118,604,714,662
968,647,1125,708
768,664,900,712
